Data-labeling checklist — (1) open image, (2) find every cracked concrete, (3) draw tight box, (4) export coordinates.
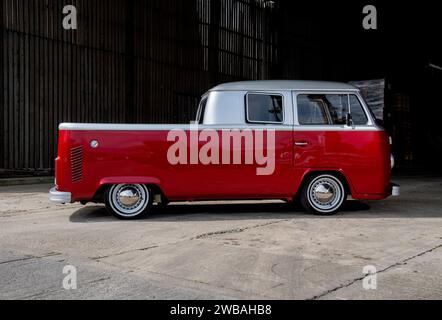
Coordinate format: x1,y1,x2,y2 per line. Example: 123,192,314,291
0,253,61,265
0,175,442,299
90,246,159,261
310,243,442,300
193,220,289,240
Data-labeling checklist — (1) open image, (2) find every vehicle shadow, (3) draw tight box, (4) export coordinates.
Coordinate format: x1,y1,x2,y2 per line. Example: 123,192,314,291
69,200,372,223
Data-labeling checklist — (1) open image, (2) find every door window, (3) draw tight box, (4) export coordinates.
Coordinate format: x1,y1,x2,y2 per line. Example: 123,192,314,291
297,95,329,125
297,94,368,125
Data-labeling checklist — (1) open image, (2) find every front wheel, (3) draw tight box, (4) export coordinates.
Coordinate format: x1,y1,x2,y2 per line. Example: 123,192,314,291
105,184,153,220
300,174,347,215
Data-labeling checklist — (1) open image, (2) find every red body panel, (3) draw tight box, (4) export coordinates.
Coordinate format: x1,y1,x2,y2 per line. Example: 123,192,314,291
293,130,391,199
55,129,392,202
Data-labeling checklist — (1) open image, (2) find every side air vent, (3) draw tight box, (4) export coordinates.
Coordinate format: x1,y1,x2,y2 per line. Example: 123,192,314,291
70,146,84,183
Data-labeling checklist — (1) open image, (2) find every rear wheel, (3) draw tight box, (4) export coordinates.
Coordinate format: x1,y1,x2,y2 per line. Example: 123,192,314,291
105,184,152,220
300,174,347,215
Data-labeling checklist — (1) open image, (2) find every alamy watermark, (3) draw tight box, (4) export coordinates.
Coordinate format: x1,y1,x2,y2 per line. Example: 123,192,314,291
63,265,78,290
362,265,377,290
362,5,378,30
167,124,276,176
63,5,377,31
63,5,77,30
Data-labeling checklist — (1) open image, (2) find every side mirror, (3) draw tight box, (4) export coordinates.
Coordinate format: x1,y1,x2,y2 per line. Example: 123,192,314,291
346,113,354,128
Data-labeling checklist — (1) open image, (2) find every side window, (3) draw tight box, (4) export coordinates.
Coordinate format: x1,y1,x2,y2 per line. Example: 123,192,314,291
297,94,368,125
197,96,208,124
326,94,350,125
350,95,368,125
297,95,330,125
247,94,284,124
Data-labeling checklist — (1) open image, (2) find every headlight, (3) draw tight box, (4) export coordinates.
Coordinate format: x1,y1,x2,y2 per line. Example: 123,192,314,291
390,154,395,169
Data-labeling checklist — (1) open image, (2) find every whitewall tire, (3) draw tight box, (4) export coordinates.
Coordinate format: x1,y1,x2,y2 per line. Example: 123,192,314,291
300,174,347,215
105,184,152,220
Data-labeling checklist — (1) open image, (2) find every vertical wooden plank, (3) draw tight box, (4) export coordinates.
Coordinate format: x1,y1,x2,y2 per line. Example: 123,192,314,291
0,4,3,170
52,0,59,159
0,2,7,169
110,0,115,122
21,0,29,169
125,0,135,123
38,0,45,169
46,0,52,165
100,0,105,122
18,14,25,170
8,0,14,169
13,14,19,169
33,0,39,169
72,21,78,125
6,0,11,169
27,0,34,171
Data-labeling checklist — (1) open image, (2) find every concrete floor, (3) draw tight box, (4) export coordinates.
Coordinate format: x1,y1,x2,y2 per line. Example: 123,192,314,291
0,176,441,300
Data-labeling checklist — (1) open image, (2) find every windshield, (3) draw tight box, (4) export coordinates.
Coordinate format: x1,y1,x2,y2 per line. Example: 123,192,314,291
360,94,384,127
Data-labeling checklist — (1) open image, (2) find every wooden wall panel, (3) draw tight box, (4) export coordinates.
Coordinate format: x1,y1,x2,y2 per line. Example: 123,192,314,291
0,0,277,176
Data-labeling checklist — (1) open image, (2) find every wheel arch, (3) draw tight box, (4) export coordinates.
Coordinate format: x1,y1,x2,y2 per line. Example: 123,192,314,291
296,169,353,199
92,176,165,202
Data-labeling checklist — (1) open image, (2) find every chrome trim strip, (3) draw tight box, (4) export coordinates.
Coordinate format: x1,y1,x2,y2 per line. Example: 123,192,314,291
59,123,295,131
49,187,72,204
213,88,360,92
59,123,382,132
60,123,193,131
293,125,381,132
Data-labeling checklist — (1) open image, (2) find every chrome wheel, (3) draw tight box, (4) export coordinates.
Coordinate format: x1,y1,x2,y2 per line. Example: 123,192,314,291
108,184,150,218
305,175,346,214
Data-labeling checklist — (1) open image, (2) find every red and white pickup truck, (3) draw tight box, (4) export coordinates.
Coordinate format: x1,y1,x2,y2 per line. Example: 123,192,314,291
49,80,399,219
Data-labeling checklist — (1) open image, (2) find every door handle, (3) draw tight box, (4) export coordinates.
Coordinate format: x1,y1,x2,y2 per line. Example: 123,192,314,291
295,141,309,147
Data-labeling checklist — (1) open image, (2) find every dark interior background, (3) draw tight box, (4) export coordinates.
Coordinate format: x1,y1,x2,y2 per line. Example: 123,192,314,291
1,0,441,177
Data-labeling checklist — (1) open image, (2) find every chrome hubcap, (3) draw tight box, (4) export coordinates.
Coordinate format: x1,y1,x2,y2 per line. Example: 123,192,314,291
110,184,149,217
308,176,344,213
118,188,141,207
313,183,335,204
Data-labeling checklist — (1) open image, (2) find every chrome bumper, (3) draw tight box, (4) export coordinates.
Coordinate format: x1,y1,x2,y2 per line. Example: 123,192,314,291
49,187,72,204
391,183,400,197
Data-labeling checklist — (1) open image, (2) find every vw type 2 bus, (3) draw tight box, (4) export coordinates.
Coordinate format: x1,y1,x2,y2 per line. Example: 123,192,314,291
50,81,399,219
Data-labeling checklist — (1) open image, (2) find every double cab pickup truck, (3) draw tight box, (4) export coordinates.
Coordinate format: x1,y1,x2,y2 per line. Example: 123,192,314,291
49,80,399,219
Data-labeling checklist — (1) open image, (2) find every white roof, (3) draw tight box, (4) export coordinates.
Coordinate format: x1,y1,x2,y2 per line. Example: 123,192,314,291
209,80,359,92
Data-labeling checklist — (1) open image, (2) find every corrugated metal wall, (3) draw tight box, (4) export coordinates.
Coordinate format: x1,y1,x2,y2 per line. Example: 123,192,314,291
0,0,278,176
